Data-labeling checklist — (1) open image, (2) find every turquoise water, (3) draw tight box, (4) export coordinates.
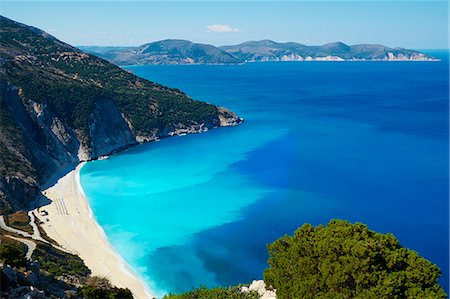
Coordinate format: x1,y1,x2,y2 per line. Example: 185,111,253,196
81,55,449,295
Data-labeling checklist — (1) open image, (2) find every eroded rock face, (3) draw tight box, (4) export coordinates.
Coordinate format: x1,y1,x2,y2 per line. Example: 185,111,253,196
88,100,136,158
218,107,244,127
1,261,77,298
10,286,46,299
0,177,39,213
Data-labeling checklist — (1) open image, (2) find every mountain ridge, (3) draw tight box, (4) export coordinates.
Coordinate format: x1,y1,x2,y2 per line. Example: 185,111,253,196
81,39,240,65
220,40,437,62
80,40,438,65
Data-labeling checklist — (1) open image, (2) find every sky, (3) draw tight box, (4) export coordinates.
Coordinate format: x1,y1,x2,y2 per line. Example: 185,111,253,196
1,1,448,49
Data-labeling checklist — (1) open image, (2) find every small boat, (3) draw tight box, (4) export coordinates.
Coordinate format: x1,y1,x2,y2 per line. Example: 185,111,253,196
99,156,109,160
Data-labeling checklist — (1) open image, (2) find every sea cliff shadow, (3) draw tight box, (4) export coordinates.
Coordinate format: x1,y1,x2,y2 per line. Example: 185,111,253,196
28,164,77,211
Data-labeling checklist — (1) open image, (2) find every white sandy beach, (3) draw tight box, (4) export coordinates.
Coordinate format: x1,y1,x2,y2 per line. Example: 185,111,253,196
35,163,154,299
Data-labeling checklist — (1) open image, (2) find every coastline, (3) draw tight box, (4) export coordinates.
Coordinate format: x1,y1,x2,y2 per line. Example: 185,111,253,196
34,163,154,299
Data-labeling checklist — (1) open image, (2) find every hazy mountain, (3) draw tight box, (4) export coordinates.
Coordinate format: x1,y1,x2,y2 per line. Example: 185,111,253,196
220,40,437,62
80,39,240,65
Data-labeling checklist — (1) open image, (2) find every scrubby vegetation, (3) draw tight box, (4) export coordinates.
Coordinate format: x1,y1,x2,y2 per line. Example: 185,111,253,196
0,236,131,298
32,242,91,278
264,220,447,299
34,216,60,246
163,285,259,299
78,276,133,299
4,211,33,234
0,242,26,268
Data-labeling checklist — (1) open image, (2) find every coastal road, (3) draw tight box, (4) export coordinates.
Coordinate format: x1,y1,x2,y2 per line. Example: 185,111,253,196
0,214,70,254
28,211,47,242
0,216,33,238
0,214,46,243
5,235,36,260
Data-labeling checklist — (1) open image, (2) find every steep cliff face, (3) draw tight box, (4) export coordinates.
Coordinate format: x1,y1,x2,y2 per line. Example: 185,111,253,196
87,99,136,158
0,16,243,213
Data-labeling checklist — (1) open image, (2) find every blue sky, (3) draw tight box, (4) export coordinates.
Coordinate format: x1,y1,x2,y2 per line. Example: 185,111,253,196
2,1,448,48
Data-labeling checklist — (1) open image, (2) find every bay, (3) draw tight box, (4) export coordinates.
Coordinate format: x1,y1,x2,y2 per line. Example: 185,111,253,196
81,54,449,295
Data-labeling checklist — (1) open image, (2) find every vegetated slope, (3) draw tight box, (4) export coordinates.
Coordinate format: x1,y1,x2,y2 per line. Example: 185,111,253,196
80,39,241,66
0,16,242,213
220,40,437,61
0,235,133,298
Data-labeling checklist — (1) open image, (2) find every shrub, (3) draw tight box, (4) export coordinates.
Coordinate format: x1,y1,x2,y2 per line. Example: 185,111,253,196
264,219,446,299
32,242,90,278
78,276,133,299
163,285,259,299
0,243,26,268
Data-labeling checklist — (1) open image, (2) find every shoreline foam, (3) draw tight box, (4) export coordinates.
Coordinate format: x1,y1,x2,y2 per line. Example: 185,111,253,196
35,163,154,299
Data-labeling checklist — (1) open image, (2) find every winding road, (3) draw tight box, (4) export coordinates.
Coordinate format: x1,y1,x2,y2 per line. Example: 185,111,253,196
27,211,47,242
5,235,36,260
0,212,70,260
0,215,33,238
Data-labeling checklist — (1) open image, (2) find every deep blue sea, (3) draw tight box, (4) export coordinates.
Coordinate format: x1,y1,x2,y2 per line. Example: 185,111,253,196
80,52,449,296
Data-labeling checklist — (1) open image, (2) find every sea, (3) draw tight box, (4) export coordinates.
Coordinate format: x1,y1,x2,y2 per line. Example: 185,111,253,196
80,51,449,296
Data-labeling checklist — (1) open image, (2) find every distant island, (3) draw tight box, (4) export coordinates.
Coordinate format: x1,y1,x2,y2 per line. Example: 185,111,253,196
79,39,438,66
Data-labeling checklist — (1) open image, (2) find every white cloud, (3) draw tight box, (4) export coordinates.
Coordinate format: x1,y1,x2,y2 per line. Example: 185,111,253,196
206,24,240,33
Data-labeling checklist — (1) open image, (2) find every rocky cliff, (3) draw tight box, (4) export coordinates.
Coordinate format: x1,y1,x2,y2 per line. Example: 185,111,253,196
0,16,242,213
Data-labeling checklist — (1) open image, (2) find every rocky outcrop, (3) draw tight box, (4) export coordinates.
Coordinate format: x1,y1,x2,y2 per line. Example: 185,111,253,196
2,262,48,298
218,107,244,127
241,280,277,299
1,261,82,298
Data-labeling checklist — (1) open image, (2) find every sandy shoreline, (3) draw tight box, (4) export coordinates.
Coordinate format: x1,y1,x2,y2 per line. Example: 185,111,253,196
35,163,154,299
